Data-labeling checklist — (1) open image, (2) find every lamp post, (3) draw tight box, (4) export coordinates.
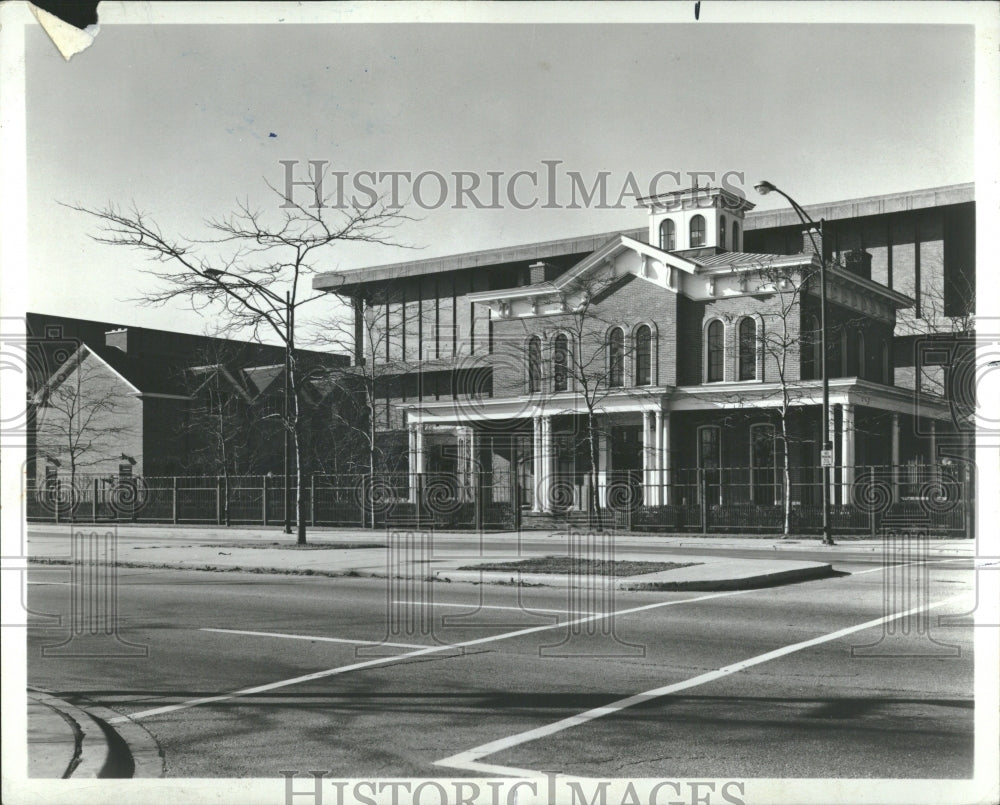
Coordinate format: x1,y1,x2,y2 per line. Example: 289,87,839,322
754,181,835,546
203,269,296,540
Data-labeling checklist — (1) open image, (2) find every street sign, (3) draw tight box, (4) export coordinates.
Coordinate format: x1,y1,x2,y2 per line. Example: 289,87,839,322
820,449,834,467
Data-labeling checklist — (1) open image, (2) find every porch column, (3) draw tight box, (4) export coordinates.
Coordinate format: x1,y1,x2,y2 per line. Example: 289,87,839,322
532,416,543,513
929,419,937,466
891,413,900,501
407,423,418,503
597,427,609,508
466,427,478,502
540,415,554,513
643,411,656,506
841,403,856,491
660,410,671,505
651,409,664,506
828,403,838,506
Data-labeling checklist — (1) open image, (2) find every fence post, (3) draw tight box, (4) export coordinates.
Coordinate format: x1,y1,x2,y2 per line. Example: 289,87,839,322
54,480,60,524
216,476,223,525
310,473,316,526
262,475,269,525
92,478,98,522
700,469,708,534
171,477,178,524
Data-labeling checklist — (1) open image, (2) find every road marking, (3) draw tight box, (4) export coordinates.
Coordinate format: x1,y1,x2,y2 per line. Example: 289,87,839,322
850,557,973,575
398,600,572,615
110,588,753,724
434,592,970,776
200,627,428,649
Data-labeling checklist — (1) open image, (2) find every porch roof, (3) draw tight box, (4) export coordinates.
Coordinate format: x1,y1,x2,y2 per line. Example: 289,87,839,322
402,378,953,426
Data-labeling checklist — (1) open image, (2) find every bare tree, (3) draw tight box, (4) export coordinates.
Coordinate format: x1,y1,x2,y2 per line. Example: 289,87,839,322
313,282,410,527
33,347,134,515
497,267,638,528
66,184,410,542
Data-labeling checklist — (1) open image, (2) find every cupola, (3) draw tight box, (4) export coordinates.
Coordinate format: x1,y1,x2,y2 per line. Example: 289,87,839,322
640,186,755,253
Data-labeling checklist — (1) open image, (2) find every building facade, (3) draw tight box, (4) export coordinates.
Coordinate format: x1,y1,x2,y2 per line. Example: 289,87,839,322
313,183,974,529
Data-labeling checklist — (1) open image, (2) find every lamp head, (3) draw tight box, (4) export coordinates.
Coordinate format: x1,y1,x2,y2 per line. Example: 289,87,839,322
754,180,777,196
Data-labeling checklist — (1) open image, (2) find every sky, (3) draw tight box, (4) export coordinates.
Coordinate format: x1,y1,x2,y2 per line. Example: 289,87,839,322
23,11,979,345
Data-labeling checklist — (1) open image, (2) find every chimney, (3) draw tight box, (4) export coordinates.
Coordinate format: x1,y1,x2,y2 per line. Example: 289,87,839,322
105,328,129,352
844,249,873,281
528,261,552,284
800,225,823,259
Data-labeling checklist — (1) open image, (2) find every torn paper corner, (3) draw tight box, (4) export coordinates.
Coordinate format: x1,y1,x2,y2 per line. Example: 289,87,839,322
30,3,100,61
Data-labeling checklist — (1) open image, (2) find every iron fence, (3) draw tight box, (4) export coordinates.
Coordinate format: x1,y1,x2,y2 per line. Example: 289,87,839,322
24,463,972,536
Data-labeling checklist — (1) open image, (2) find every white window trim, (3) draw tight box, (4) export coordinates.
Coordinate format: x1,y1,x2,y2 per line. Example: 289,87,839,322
703,318,726,384
749,422,778,504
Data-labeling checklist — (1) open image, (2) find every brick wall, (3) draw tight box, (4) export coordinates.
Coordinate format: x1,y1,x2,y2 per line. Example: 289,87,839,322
34,353,144,483
490,274,678,397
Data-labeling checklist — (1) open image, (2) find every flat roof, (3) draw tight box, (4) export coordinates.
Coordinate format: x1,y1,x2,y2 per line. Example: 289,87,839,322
314,182,974,292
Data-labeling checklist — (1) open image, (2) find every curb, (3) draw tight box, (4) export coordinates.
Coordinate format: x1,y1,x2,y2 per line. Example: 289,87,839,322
28,689,165,778
620,562,836,591
434,562,835,591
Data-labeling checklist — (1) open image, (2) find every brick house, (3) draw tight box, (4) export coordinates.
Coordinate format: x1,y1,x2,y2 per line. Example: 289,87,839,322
30,319,350,488
313,184,973,528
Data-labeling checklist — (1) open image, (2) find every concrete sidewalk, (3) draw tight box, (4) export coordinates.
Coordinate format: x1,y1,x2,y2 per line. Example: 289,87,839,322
23,523,933,591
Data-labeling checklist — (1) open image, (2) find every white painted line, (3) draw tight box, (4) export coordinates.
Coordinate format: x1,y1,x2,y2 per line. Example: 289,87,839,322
434,592,970,776
398,600,572,615
850,557,973,575
25,581,68,585
199,627,428,649
110,588,753,724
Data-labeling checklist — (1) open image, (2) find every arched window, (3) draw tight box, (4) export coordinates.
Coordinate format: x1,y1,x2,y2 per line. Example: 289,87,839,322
719,215,727,249
857,331,866,379
706,320,724,383
738,318,757,381
690,215,706,247
659,219,675,251
731,221,740,252
802,314,821,380
553,333,569,392
527,336,542,393
608,328,624,387
634,325,652,386
750,423,777,505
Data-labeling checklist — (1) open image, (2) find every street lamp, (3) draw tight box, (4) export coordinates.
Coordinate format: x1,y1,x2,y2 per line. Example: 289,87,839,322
754,181,835,546
203,268,297,541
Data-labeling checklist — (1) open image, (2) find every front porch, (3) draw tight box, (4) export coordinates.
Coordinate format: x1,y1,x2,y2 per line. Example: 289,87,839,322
396,378,971,534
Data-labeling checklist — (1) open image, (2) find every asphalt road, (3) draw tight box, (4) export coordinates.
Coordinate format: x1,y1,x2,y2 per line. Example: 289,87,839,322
25,557,974,779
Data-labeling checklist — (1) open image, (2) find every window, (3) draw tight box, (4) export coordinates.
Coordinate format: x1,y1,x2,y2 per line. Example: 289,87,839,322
608,328,624,387
634,325,652,386
706,320,724,382
659,219,675,251
750,424,777,505
697,425,722,504
881,339,891,385
553,334,569,392
738,318,757,381
690,215,706,247
840,330,850,376
857,331,866,379
527,336,542,393
802,314,821,380
731,221,740,252
719,215,727,249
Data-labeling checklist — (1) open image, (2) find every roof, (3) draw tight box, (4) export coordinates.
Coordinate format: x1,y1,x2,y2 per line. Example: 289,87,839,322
313,182,974,293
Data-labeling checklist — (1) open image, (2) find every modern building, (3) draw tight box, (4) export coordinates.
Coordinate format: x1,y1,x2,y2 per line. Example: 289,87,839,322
313,183,974,530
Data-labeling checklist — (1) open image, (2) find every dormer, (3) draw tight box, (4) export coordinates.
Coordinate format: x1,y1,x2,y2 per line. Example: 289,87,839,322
640,186,755,253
